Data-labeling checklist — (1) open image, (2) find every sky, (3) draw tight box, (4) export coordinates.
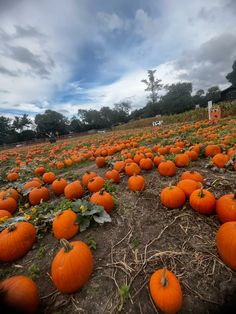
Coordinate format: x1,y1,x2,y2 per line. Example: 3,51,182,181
0,0,236,119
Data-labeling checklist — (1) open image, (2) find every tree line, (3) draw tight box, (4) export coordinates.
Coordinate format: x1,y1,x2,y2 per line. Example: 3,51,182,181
0,60,235,145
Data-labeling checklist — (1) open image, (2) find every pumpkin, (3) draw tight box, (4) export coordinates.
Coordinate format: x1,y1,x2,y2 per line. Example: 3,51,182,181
53,209,79,239
51,239,93,293
216,194,236,223
180,170,204,183
174,153,190,167
177,179,201,198
150,268,182,314
82,171,97,187
64,181,83,200
153,155,165,167
128,175,145,192
105,169,120,183
42,171,56,184
87,176,105,193
205,144,221,157
0,188,19,201
189,188,215,214
125,162,141,176
29,186,50,205
7,172,19,182
34,166,45,176
160,186,186,209
52,178,68,195
139,158,153,170
23,180,41,191
216,222,236,270
0,209,12,219
90,190,114,213
0,275,39,314
0,197,17,214
158,160,176,177
0,222,36,262
113,160,125,172
212,153,230,168
95,156,106,168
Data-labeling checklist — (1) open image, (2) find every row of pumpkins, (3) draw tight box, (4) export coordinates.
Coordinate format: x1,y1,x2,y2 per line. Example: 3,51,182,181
0,142,236,313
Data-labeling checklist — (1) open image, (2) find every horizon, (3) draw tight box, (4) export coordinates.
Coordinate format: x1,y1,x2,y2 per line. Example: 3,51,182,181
0,0,236,119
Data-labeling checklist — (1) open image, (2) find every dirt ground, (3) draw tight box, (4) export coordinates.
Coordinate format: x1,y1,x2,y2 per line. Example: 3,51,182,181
1,159,236,314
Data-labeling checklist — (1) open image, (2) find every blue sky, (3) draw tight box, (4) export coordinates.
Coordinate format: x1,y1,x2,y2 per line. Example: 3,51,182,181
0,0,236,118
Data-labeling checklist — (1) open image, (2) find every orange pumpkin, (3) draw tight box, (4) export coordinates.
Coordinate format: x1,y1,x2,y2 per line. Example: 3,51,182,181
212,153,229,168
150,268,182,314
90,190,114,213
7,172,19,182
177,179,201,198
105,169,120,183
64,181,83,200
174,153,190,167
52,178,68,195
29,187,50,205
51,239,93,293
95,156,106,168
216,222,236,270
0,275,39,314
0,197,17,214
87,176,105,193
82,171,97,187
125,162,141,176
34,166,45,176
216,194,236,223
205,144,221,157
158,160,176,177
0,222,36,262
189,188,215,214
53,209,79,239
0,209,12,219
160,186,186,209
42,171,56,184
180,170,204,183
139,158,153,170
128,175,145,192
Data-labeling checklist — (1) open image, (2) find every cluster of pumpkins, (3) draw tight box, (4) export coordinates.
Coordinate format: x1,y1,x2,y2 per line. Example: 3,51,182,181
0,123,236,313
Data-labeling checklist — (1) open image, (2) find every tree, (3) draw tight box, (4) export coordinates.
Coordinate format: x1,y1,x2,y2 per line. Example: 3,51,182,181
35,110,69,136
205,86,221,103
192,89,205,107
113,101,131,123
12,114,31,132
226,60,236,86
70,116,83,133
159,82,193,114
141,70,162,105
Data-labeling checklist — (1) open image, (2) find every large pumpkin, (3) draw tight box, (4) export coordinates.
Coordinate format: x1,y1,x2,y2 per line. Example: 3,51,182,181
216,222,236,270
150,268,183,314
0,222,36,262
64,180,83,200
29,186,50,205
51,239,93,293
0,275,39,314
53,209,79,240
216,194,236,223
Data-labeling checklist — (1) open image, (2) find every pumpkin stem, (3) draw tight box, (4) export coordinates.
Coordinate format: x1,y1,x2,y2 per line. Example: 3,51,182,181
60,239,73,252
8,225,17,232
161,268,168,288
198,187,204,198
99,189,105,195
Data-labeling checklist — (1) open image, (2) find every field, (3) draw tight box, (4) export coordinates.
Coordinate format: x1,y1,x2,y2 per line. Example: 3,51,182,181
0,117,236,314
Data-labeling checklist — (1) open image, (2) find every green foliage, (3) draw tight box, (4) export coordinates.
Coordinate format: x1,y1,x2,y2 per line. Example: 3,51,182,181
27,264,40,281
119,284,130,303
226,60,236,86
104,179,117,193
141,69,162,105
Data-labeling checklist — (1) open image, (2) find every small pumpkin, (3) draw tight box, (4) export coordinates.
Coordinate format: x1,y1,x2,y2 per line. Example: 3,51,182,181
160,185,186,209
0,209,12,219
212,153,230,168
205,144,221,157
189,188,215,215
139,158,153,170
0,275,39,314
29,186,50,205
180,170,204,183
177,179,201,198
158,160,176,177
42,171,56,184
0,188,19,201
105,169,120,183
51,239,93,293
125,162,141,176
0,222,36,262
216,222,236,270
113,160,125,172
53,209,79,239
150,268,183,314
82,171,97,187
64,180,83,200
87,176,105,193
216,193,236,223
7,172,19,182
34,166,45,176
90,190,114,213
0,196,17,214
52,178,68,196
174,153,190,167
95,156,106,168
23,180,41,191
128,174,145,192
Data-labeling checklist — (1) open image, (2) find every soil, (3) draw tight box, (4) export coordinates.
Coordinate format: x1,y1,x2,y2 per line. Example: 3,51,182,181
1,159,236,314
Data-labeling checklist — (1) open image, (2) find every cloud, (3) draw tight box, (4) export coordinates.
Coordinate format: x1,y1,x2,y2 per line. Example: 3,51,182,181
0,66,18,77
97,12,125,31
